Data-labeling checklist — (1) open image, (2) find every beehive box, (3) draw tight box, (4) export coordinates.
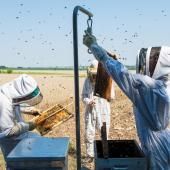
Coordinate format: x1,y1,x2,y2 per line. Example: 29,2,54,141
33,102,73,135
7,137,69,170
95,140,147,170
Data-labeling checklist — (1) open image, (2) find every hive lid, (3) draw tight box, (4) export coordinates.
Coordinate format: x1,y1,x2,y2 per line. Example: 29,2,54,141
7,137,69,161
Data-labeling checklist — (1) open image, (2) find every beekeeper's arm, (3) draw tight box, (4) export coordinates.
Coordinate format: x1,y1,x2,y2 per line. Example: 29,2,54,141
83,33,137,102
0,100,35,138
20,106,40,115
7,121,35,137
81,78,94,105
83,33,169,131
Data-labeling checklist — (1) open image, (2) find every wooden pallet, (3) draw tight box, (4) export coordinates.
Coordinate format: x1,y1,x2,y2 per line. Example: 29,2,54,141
32,102,73,135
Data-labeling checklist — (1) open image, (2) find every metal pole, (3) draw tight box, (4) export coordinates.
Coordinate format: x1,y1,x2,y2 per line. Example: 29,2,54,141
73,6,93,170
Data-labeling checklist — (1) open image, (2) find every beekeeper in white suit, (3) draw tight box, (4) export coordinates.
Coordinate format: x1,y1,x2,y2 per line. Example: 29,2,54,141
0,74,43,161
82,60,115,162
83,32,170,169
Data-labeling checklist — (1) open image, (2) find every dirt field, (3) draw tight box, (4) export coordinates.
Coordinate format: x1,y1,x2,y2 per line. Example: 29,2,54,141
0,73,138,170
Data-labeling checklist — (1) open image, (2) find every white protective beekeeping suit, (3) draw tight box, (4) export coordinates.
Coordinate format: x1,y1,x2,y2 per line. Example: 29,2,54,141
88,43,170,170
82,60,115,158
0,74,43,160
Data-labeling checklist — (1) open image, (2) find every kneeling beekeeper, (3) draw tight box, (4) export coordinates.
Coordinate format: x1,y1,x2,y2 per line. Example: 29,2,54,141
83,31,170,169
0,74,43,162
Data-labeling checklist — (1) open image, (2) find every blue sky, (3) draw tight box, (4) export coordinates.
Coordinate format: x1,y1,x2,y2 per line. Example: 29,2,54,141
0,0,170,67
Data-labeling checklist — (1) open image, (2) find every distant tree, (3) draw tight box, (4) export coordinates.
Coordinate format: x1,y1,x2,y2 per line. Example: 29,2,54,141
6,69,13,74
17,67,23,69
0,66,7,69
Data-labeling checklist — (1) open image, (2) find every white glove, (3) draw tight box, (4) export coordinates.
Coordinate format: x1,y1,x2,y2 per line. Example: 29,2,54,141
83,98,95,106
83,31,97,48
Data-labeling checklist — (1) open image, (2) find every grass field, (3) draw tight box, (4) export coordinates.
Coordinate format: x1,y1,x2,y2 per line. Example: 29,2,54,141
1,69,87,77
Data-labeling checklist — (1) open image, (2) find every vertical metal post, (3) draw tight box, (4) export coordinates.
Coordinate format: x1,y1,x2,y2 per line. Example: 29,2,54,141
73,6,93,170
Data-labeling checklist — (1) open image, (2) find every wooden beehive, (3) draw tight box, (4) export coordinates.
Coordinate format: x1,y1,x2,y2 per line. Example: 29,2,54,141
94,52,117,101
94,62,113,101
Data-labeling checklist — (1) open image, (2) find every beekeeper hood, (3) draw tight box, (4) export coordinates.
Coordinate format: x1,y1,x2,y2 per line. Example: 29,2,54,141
0,74,43,106
136,46,170,79
87,59,98,78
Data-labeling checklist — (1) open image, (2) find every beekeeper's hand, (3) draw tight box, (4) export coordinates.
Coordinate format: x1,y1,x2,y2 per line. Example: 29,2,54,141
31,108,41,116
89,100,96,106
83,31,97,48
7,121,37,137
83,31,109,63
21,107,41,116
28,121,37,131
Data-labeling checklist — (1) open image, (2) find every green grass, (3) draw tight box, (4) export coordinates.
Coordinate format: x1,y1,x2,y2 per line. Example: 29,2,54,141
0,69,87,77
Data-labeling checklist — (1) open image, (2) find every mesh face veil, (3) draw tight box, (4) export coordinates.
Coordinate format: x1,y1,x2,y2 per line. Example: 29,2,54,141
149,47,161,77
136,47,165,79
87,60,98,80
13,87,43,106
136,48,148,74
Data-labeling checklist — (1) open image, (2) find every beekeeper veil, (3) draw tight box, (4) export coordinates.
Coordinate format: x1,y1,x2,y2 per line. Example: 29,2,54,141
0,74,43,107
136,48,148,74
151,46,170,79
136,46,170,79
87,60,98,81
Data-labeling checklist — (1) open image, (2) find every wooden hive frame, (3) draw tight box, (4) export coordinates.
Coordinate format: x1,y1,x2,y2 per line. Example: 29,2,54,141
32,102,73,135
